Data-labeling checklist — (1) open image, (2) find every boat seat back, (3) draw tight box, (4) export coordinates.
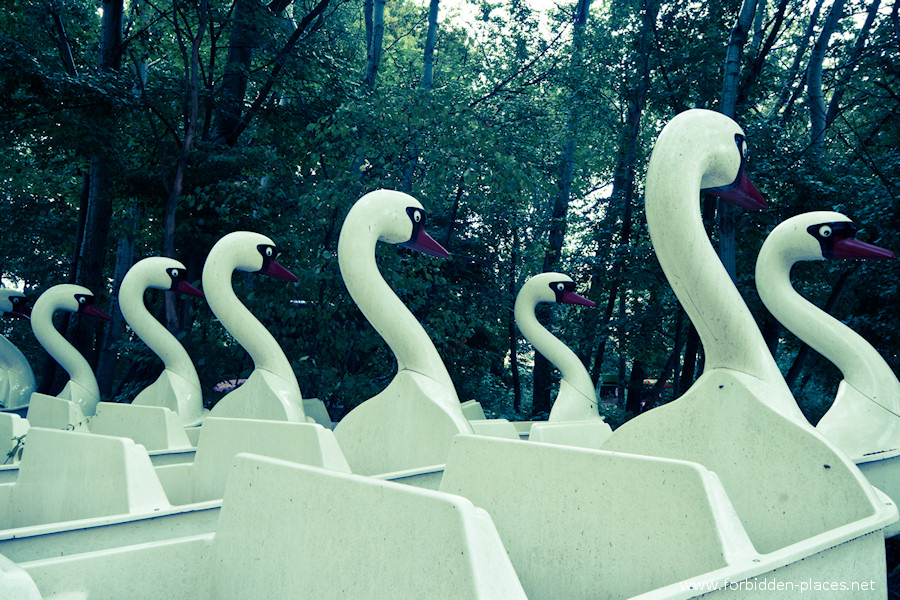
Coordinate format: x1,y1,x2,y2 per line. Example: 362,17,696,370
189,418,350,503
209,453,527,599
440,434,756,600
602,370,882,553
528,420,613,449
3,428,169,529
90,402,192,452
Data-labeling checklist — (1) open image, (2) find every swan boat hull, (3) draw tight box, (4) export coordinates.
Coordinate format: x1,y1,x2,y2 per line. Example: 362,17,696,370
0,435,893,599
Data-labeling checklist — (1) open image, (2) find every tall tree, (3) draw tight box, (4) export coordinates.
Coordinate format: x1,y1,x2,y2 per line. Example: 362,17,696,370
532,0,592,417
364,0,387,88
808,0,846,161
717,0,757,281
63,0,124,392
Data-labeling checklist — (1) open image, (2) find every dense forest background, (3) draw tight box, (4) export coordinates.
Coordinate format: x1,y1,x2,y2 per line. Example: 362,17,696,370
1,0,898,427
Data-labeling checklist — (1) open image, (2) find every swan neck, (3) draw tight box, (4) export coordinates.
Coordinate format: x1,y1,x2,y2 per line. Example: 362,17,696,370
31,304,97,395
202,263,297,384
645,147,800,419
119,286,200,388
756,247,897,404
515,298,595,400
338,217,456,394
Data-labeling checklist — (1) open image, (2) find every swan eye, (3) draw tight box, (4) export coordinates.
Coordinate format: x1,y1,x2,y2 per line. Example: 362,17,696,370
170,269,180,278
819,225,833,238
77,296,86,304
555,283,565,292
265,247,274,257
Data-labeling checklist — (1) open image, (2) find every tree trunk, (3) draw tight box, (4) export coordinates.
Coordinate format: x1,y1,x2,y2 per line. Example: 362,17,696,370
774,0,825,121
402,0,440,192
721,0,756,118
65,0,123,387
363,0,386,88
610,0,656,403
644,347,680,412
509,224,522,413
588,274,617,384
824,0,881,128
808,0,846,162
718,0,757,282
421,0,439,91
163,0,208,331
669,307,686,401
212,0,258,145
364,0,375,69
625,359,646,414
532,0,592,417
738,0,789,107
49,8,78,77
532,309,554,416
679,325,700,395
96,206,139,398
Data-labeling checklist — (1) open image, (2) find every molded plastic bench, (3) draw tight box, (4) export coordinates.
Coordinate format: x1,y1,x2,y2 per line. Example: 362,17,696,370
440,434,894,599
0,428,169,530
8,453,527,600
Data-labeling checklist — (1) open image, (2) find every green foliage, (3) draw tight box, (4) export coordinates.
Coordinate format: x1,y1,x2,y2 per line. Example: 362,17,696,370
1,0,897,430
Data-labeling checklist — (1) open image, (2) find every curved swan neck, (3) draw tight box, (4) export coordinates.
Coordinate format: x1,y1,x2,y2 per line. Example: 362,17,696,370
119,283,200,388
514,297,595,400
756,246,897,404
338,211,456,394
202,261,296,383
645,135,800,420
31,301,98,397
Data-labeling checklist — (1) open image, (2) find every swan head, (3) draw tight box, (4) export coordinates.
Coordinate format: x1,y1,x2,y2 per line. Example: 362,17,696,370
0,289,31,319
656,109,766,211
349,189,450,258
520,273,595,307
765,211,896,264
123,257,205,298
35,284,111,321
204,231,298,283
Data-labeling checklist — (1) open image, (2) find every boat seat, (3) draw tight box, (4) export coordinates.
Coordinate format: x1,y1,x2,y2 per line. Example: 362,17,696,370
468,418,520,440
155,417,350,505
528,420,613,449
302,398,335,429
602,370,883,553
17,453,527,600
23,394,87,431
460,399,487,420
440,434,757,599
0,428,169,529
89,402,192,452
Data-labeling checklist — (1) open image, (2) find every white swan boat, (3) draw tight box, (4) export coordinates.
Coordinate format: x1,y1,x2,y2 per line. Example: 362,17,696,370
332,190,475,475
515,272,612,448
24,284,110,430
597,109,895,587
756,210,900,538
203,231,308,423
0,289,36,414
